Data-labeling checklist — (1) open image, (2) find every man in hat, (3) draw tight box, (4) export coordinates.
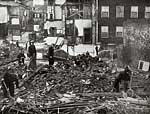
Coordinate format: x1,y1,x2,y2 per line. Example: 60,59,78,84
27,40,37,70
1,67,19,98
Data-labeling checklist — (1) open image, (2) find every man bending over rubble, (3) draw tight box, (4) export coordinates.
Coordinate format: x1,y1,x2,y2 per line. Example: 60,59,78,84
1,67,19,98
113,66,131,92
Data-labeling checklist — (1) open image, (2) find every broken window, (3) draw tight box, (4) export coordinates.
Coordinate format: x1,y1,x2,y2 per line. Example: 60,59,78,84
67,5,81,19
83,4,91,19
33,13,42,18
49,27,57,37
145,7,150,18
84,28,92,43
101,26,109,38
9,7,19,16
131,6,138,18
11,18,20,25
116,6,124,18
116,26,123,37
101,6,109,18
47,6,55,20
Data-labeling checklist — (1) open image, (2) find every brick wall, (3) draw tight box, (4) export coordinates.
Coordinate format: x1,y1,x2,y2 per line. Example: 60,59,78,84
98,0,150,45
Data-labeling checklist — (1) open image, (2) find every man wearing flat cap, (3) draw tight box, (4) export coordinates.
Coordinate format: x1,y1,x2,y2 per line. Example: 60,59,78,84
27,40,37,71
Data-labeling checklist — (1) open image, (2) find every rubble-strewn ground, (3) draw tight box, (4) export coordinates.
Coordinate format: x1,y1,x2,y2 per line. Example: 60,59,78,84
0,42,150,114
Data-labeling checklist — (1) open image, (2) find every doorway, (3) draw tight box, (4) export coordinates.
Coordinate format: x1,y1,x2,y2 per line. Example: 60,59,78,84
83,28,92,44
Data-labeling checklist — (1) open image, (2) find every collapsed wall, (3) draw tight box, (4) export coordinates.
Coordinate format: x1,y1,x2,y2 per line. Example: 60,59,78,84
122,19,150,67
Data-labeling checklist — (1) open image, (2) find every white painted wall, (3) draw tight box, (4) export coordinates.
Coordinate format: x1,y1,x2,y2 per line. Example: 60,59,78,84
44,21,64,29
33,0,44,6
55,0,66,5
44,21,64,34
75,19,92,36
0,7,9,23
55,6,62,19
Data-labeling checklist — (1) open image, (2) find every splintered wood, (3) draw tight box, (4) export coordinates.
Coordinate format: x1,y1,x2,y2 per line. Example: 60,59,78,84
0,59,150,114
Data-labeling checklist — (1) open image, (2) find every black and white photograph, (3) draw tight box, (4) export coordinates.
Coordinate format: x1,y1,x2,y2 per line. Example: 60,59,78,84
0,0,150,114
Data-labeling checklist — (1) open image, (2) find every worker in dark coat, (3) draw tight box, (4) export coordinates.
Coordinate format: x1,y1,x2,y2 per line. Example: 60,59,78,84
95,45,99,56
1,68,19,98
27,41,37,70
16,40,19,48
47,45,54,66
17,49,26,65
113,66,131,92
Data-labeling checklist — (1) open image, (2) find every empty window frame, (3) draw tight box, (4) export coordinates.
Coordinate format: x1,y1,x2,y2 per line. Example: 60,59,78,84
49,27,57,37
83,4,92,19
101,6,109,18
101,26,109,38
33,13,42,18
116,6,124,18
47,6,55,19
131,6,138,18
12,30,20,36
145,6,150,18
116,26,123,37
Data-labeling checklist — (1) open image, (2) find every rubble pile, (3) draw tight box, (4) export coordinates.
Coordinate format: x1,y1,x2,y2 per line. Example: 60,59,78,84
17,61,114,102
0,57,150,114
129,70,150,96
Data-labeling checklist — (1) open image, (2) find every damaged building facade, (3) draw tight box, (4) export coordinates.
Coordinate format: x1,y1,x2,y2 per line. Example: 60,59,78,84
43,0,65,41
44,0,96,45
0,0,31,42
98,0,150,49
0,0,97,45
63,0,93,45
2,0,150,48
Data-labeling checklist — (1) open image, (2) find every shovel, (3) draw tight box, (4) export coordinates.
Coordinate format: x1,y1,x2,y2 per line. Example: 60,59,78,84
127,72,134,97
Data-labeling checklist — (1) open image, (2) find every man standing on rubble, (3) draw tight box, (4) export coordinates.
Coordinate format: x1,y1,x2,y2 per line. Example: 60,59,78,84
1,67,19,98
95,45,99,56
27,40,37,70
47,45,54,66
113,66,131,92
17,49,26,65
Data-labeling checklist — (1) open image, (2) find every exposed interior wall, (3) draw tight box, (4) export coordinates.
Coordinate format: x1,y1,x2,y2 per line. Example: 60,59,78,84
44,21,64,34
123,19,150,46
75,19,91,36
44,21,64,29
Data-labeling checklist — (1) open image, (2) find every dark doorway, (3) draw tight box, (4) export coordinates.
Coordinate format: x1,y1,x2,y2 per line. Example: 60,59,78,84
49,27,57,37
84,28,92,44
